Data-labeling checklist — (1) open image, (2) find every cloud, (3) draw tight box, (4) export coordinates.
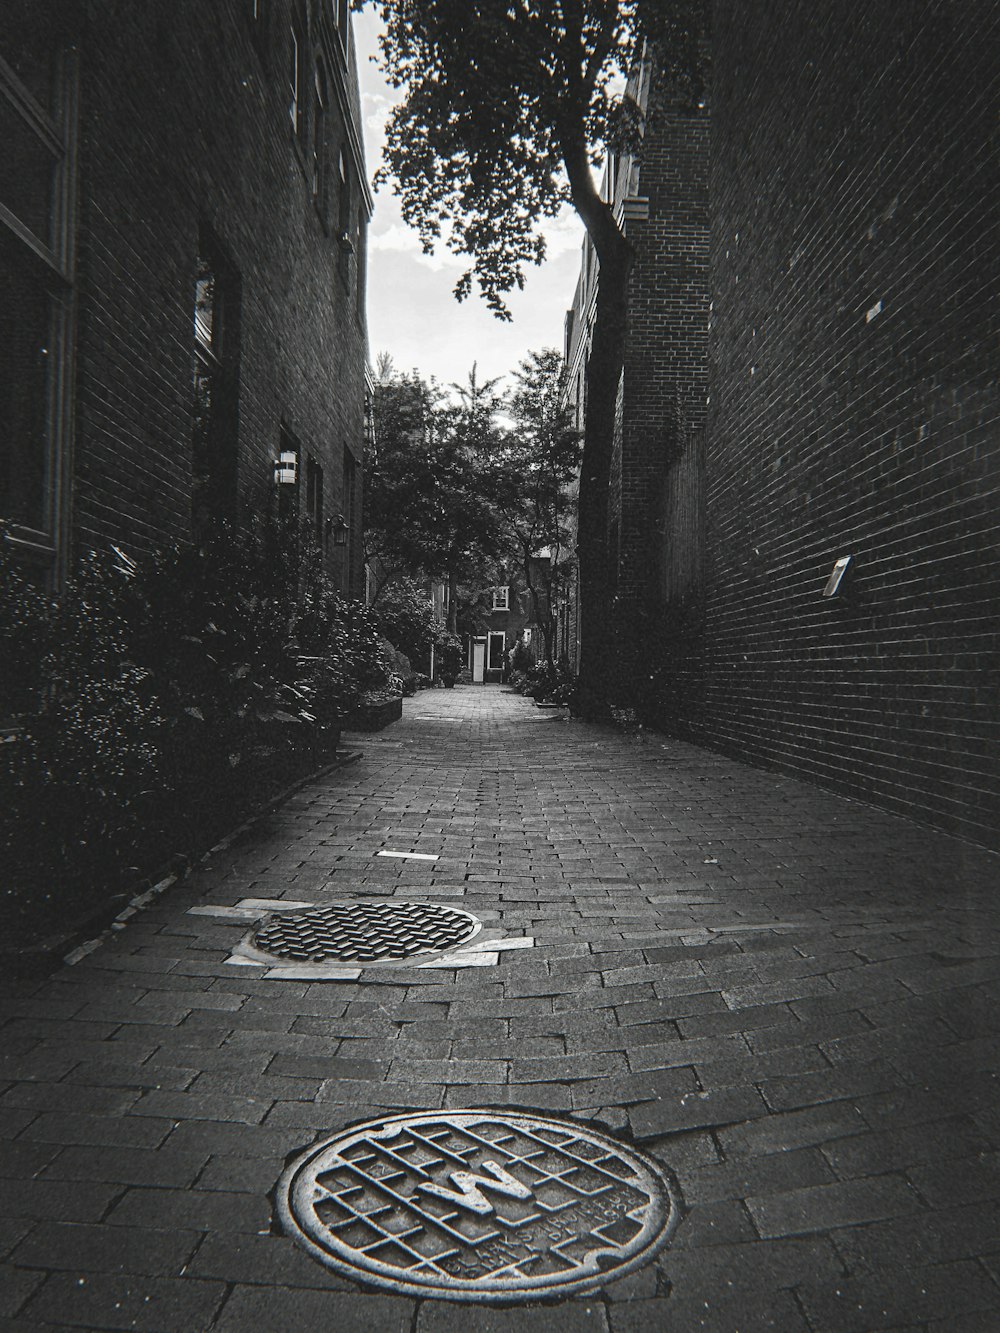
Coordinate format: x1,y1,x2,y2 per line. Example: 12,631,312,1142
540,207,586,263
368,223,464,272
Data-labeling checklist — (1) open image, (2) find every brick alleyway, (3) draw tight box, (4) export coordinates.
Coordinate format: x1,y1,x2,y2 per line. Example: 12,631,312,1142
2,686,999,1331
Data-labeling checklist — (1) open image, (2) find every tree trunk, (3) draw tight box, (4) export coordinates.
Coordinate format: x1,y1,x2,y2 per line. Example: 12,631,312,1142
446,568,458,635
521,544,552,667
574,242,633,717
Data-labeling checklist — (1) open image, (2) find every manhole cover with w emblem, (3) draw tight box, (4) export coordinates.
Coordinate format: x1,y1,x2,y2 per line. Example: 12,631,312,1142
277,1110,679,1302
247,901,481,964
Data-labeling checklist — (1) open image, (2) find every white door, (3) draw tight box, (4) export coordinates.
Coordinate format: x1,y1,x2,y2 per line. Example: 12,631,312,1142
472,640,486,683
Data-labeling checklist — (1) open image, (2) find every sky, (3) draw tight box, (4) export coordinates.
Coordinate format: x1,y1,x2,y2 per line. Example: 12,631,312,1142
354,11,586,392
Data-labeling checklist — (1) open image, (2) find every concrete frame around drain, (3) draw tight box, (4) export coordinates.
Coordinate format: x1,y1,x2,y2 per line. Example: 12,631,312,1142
230,899,485,969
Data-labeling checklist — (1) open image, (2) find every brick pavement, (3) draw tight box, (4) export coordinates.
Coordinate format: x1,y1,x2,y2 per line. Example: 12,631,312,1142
2,685,999,1331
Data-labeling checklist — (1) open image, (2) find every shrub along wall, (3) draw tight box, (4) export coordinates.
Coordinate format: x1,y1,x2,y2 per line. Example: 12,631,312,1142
649,0,1000,848
0,527,386,943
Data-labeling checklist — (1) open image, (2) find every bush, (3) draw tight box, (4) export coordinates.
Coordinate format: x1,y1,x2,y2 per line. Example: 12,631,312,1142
437,633,464,684
371,578,443,667
0,522,387,938
509,636,531,675
522,657,575,703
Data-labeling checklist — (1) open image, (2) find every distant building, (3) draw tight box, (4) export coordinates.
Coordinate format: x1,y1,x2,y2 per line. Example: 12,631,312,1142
466,563,553,684
1,0,370,596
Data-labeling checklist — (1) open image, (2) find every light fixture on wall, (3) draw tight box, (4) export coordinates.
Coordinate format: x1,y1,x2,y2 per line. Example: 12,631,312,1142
823,555,852,597
329,512,349,546
274,450,298,486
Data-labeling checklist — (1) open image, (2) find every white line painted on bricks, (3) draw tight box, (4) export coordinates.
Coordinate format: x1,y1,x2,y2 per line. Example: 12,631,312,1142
378,850,439,861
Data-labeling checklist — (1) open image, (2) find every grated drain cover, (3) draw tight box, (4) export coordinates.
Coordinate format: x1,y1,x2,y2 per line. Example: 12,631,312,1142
277,1110,679,1302
250,901,481,964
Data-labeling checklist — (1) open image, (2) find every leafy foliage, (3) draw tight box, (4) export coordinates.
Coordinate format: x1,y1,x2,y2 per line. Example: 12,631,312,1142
498,348,582,663
1,524,386,932
365,361,509,625
370,576,443,664
364,0,707,713
366,0,706,315
437,632,464,684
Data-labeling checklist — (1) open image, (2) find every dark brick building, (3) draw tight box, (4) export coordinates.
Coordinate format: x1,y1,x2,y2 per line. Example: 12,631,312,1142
569,1,1000,848
1,0,370,596
563,59,710,679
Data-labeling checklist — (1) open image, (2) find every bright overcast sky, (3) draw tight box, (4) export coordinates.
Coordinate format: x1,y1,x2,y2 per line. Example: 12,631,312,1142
354,11,586,391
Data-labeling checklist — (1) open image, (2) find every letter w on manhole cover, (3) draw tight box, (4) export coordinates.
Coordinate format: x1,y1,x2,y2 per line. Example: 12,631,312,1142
277,1110,679,1302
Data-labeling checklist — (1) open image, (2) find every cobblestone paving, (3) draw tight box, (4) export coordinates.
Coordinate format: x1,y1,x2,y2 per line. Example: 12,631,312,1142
2,686,1000,1330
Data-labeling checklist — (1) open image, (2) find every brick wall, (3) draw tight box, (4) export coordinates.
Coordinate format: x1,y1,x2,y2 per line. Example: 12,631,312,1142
72,0,369,596
616,83,710,615
656,0,1000,848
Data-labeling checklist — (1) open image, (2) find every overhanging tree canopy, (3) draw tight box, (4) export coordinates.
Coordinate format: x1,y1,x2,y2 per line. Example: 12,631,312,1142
362,0,707,713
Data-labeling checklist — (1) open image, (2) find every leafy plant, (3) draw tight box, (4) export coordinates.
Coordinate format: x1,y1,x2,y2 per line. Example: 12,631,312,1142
1,520,386,936
437,633,464,685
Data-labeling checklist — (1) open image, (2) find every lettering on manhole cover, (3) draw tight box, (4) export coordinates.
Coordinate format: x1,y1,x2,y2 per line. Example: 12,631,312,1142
246,901,481,964
277,1110,679,1302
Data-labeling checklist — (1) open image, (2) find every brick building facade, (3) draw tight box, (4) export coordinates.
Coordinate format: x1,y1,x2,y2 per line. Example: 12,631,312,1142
1,0,370,597
568,2,1000,848
563,58,710,686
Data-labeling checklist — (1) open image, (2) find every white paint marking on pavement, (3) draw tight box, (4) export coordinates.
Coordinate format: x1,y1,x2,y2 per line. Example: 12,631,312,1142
224,956,264,967
187,906,269,920
416,951,499,969
264,965,363,981
187,900,316,920
378,850,439,861
468,937,535,952
237,898,316,911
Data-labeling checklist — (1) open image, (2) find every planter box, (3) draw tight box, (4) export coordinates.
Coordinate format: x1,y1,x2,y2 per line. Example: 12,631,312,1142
345,694,403,732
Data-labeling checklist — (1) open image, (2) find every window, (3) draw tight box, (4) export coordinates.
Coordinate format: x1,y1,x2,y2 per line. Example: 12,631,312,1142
492,586,509,611
305,455,324,549
356,206,366,316
311,61,328,214
192,234,240,540
336,146,352,282
288,19,303,135
0,3,77,581
333,0,349,41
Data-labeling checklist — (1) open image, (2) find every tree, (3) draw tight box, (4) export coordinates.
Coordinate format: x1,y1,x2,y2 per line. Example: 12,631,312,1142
363,0,707,714
363,361,444,597
365,360,508,631
501,348,582,666
371,575,443,666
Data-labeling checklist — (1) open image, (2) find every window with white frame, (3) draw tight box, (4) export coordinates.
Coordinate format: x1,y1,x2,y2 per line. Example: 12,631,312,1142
492,585,509,611
311,60,328,213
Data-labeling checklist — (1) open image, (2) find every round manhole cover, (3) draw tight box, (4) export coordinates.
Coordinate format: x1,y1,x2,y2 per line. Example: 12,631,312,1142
249,901,481,964
277,1110,679,1302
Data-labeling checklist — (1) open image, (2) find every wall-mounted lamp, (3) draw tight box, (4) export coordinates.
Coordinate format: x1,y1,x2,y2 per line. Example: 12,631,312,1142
274,450,298,486
823,555,852,598
329,512,349,547
337,230,355,255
